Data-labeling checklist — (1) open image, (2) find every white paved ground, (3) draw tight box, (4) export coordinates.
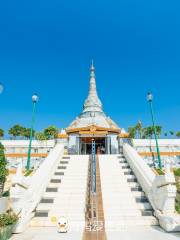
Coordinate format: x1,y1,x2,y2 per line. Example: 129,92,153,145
10,226,180,240
106,226,180,240
10,227,83,240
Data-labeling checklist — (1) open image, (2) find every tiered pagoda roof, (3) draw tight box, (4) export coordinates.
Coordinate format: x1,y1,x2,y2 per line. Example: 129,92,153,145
67,62,120,133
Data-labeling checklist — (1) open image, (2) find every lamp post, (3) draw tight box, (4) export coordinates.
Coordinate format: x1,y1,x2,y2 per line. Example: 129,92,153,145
26,94,39,170
147,92,162,169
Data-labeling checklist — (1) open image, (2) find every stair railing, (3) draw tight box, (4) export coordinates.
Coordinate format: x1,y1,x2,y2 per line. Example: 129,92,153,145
123,143,180,232
11,143,64,233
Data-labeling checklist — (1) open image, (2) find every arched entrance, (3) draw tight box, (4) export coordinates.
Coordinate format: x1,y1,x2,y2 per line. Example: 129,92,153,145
80,137,106,154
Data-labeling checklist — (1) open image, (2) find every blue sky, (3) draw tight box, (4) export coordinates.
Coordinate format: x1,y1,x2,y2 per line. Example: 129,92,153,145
0,0,180,136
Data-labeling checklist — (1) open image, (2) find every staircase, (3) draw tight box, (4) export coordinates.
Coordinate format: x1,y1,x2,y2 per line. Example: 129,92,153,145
30,155,89,231
99,153,158,232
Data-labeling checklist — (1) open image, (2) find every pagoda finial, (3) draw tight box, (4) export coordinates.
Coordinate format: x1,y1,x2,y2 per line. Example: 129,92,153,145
82,61,103,113
90,60,95,77
91,59,94,69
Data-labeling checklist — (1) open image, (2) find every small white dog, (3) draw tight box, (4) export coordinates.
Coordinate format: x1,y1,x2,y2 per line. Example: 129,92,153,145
57,217,68,233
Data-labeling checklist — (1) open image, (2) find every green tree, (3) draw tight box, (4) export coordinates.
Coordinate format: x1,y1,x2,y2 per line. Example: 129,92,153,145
164,132,168,137
155,126,162,138
0,143,8,197
169,131,174,136
176,132,180,138
0,128,4,139
44,126,59,139
135,121,142,139
22,128,35,139
35,132,48,141
142,127,154,139
8,124,24,139
128,127,136,139
142,126,162,139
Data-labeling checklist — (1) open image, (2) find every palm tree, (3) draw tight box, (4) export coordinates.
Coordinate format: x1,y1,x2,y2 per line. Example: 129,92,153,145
8,124,24,139
128,127,136,139
155,126,162,138
142,127,154,139
22,128,35,139
136,121,142,139
0,128,4,139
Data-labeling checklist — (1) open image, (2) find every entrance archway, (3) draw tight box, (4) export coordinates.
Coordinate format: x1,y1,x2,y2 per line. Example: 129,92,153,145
80,137,106,155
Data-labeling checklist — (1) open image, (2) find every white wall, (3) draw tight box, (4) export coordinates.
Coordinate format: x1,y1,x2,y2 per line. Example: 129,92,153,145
0,140,55,148
133,139,180,147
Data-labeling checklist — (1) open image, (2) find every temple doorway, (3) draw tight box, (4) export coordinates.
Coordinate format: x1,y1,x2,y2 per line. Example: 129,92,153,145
80,137,106,155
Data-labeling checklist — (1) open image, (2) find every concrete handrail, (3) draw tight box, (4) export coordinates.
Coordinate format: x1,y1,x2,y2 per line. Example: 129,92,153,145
123,143,180,232
123,143,155,194
13,143,64,233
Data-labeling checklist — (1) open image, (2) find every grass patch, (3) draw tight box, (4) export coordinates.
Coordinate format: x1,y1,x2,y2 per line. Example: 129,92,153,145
155,168,164,175
176,201,180,214
24,169,33,177
174,168,180,177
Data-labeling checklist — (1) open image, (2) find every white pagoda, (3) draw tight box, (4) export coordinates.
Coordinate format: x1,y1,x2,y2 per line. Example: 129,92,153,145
66,62,127,154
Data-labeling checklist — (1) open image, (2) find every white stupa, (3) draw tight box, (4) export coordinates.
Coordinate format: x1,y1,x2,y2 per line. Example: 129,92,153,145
67,62,120,130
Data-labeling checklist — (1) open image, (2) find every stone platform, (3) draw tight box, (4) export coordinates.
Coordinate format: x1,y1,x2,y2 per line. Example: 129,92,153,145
10,226,180,240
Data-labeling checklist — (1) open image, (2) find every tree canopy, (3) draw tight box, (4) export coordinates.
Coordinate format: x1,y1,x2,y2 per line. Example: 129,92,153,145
0,128,4,139
128,121,162,139
8,125,35,139
8,124,23,138
35,132,48,141
43,126,59,140
176,132,180,138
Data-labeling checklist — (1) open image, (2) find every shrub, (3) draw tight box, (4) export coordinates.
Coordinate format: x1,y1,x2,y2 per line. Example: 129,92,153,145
0,211,18,228
24,169,33,177
2,191,10,197
155,168,164,175
174,168,180,177
176,202,180,214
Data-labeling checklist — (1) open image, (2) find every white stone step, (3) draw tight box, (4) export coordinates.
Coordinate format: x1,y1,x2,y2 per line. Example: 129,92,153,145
125,175,137,180
33,155,88,228
30,217,86,227
119,162,129,166
47,183,61,188
105,216,158,227
102,191,135,196
43,192,58,198
103,204,141,209
137,202,152,210
104,209,142,217
36,201,86,212
99,155,157,228
43,190,86,198
30,217,55,227
128,182,141,188
132,191,145,197
36,203,84,211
